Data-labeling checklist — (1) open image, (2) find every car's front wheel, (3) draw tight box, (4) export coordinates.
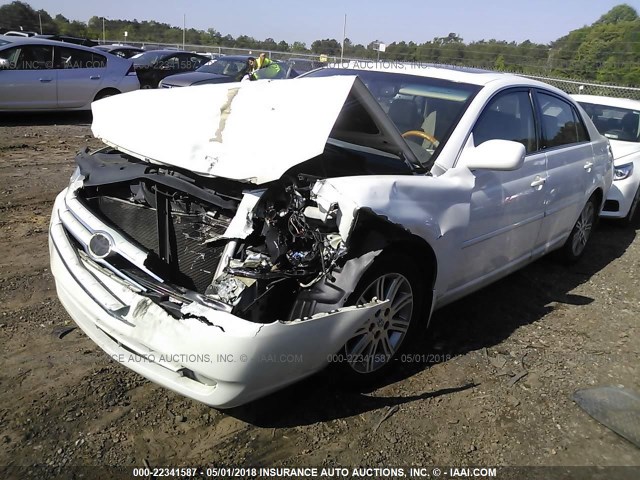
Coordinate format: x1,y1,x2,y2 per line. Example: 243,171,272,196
333,253,426,382
560,196,597,263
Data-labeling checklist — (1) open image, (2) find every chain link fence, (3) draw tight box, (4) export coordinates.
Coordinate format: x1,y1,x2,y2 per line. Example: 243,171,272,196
516,74,640,101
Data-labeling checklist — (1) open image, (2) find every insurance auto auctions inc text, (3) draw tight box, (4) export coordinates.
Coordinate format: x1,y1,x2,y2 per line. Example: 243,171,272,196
210,466,497,478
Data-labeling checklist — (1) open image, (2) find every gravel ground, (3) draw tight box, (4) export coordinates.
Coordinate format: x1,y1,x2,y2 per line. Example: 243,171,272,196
0,112,638,479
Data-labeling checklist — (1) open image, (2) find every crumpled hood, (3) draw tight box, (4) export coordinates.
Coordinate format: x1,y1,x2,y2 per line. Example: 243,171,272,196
91,76,360,184
609,139,640,165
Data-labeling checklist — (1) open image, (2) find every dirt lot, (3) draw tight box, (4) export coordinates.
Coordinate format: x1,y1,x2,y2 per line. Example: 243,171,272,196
0,113,638,478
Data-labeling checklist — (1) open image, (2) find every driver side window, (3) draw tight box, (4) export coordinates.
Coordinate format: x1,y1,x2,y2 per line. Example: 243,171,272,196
473,90,537,154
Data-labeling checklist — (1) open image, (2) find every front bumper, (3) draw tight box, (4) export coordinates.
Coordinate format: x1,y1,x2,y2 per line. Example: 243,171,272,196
49,188,387,408
601,170,640,219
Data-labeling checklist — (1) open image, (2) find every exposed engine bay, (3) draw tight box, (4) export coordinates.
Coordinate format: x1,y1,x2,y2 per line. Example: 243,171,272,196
72,144,413,324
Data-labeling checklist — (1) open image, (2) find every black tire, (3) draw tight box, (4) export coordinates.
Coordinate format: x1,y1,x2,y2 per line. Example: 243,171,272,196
93,88,119,102
330,252,427,384
559,196,597,263
619,185,640,226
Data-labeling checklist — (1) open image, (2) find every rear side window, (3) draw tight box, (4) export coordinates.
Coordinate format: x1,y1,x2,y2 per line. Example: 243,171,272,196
579,102,640,143
57,47,106,69
538,92,589,148
473,90,537,153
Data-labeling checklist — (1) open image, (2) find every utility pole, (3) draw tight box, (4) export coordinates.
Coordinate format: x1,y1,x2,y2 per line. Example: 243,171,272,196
102,17,106,44
340,14,346,64
183,14,186,50
38,13,42,34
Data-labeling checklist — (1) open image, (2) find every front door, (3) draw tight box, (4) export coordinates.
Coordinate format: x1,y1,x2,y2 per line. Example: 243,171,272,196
451,88,547,291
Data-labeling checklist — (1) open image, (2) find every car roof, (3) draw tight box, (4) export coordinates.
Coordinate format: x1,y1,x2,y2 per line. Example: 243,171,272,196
0,35,133,64
146,49,206,55
572,94,640,110
330,60,543,87
216,55,252,60
3,31,37,36
96,44,142,50
0,34,19,42
287,58,323,63
0,35,96,50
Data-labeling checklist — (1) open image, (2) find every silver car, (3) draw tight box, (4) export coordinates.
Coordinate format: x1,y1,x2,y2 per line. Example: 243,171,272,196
0,36,139,111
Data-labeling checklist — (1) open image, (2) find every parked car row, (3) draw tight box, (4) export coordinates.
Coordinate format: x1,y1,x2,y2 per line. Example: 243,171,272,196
49,62,614,408
157,55,321,88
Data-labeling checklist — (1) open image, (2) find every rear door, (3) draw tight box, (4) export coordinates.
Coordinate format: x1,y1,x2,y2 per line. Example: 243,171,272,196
0,44,56,109
54,46,107,108
534,91,594,252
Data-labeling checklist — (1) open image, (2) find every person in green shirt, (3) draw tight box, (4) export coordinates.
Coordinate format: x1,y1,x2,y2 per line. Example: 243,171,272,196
249,53,281,80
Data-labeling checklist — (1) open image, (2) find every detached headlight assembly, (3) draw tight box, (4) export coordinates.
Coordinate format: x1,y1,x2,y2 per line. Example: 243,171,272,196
614,162,633,181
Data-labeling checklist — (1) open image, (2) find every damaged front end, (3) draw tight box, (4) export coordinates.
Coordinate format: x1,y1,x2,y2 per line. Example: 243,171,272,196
49,145,394,407
70,147,367,324
50,161,391,406
49,75,428,407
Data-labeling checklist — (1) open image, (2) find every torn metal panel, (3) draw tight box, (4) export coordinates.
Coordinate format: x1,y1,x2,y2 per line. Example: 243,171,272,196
315,167,474,241
222,190,264,239
311,169,477,303
118,294,391,387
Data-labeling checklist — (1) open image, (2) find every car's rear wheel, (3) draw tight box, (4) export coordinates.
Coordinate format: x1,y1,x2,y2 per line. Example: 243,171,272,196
560,196,597,263
93,88,120,102
621,185,640,226
333,253,426,382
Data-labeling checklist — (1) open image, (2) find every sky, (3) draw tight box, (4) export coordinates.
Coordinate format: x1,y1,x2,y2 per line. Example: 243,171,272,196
6,0,640,46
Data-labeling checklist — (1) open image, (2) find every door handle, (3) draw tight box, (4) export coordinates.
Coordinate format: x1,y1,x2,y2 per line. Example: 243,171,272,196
584,161,594,170
90,75,101,80
39,78,53,83
531,176,546,188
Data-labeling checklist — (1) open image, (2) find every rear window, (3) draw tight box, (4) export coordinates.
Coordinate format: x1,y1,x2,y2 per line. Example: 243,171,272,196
579,101,640,143
538,93,590,148
58,47,106,69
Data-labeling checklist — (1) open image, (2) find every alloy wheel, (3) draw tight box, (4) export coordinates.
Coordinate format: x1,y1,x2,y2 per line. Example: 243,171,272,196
344,273,414,374
571,201,595,257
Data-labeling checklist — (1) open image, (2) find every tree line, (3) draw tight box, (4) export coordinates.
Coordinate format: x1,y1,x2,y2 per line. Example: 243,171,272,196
1,1,639,86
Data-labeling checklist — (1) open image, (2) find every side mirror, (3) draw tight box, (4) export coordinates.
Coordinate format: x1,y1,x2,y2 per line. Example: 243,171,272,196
459,139,526,171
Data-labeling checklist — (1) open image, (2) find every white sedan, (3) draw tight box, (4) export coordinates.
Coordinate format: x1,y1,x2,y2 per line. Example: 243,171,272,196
574,94,640,224
49,65,612,408
0,35,139,111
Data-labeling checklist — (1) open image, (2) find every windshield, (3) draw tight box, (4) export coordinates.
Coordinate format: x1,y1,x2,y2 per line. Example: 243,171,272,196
197,58,248,76
304,68,481,163
579,102,640,143
131,51,165,66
